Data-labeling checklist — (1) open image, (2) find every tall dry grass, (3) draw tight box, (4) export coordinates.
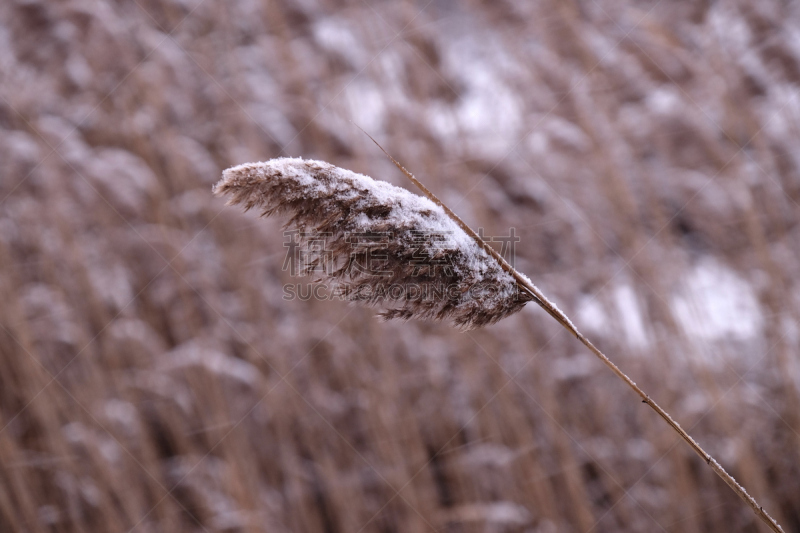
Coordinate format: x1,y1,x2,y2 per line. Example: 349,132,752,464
1,1,799,532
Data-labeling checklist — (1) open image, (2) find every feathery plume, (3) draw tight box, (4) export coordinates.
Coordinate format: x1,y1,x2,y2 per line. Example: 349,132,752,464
213,158,533,329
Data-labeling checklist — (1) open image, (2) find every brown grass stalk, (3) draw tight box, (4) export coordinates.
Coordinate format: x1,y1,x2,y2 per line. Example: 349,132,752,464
215,141,785,532
365,138,785,533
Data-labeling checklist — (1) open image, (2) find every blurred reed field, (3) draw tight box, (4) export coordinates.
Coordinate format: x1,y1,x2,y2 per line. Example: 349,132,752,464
1,0,800,531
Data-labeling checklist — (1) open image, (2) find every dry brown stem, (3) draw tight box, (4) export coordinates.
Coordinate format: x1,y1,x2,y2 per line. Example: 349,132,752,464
366,136,785,533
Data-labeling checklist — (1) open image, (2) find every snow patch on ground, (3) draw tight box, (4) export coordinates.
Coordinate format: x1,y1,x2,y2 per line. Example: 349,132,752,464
613,284,650,350
671,258,763,342
575,283,649,350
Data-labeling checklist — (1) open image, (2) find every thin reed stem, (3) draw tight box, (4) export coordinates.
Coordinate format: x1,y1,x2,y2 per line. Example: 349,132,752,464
362,131,785,533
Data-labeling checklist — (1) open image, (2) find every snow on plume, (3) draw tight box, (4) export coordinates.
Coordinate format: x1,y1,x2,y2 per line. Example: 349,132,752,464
213,158,531,329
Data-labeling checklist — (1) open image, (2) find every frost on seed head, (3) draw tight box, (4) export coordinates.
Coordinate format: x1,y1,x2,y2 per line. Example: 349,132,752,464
213,158,531,329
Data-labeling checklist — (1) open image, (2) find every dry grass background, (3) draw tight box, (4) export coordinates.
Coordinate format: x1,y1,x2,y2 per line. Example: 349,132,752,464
1,0,799,531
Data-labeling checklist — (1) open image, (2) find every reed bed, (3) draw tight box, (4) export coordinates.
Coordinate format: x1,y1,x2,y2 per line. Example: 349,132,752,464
1,0,799,532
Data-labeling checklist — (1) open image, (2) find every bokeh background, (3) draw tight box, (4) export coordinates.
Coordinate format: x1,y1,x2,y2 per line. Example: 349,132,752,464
1,0,800,531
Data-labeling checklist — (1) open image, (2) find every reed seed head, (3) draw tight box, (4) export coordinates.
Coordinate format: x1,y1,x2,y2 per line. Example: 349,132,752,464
213,158,532,329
